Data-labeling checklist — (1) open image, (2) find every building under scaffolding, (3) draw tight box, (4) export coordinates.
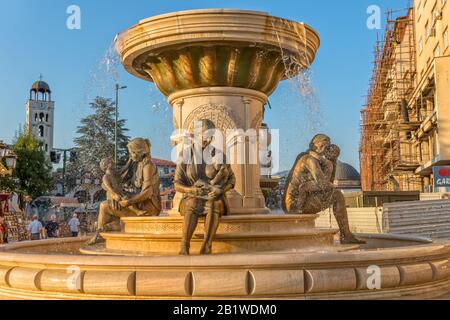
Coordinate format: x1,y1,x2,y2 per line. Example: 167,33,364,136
360,8,422,192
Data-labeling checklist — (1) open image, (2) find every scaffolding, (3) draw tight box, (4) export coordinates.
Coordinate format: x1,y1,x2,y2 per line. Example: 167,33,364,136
360,7,422,192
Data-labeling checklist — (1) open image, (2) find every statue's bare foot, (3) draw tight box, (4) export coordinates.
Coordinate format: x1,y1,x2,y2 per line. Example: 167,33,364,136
136,209,147,216
87,232,105,246
179,245,190,256
340,234,366,245
200,244,212,255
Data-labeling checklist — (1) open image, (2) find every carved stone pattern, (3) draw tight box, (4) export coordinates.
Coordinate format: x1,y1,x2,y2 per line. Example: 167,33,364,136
184,103,240,134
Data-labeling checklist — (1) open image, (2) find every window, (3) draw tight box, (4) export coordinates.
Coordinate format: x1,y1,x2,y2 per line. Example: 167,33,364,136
38,125,44,137
425,20,433,39
39,112,44,122
418,0,423,19
45,144,48,152
418,36,424,54
434,44,441,57
45,114,49,122
444,29,449,49
432,3,439,18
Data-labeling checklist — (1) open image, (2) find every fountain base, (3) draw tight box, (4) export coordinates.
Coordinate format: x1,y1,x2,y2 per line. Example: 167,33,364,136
81,215,337,256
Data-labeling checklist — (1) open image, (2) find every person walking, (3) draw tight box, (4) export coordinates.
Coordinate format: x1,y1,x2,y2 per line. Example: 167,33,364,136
45,214,59,239
27,215,43,241
68,214,80,237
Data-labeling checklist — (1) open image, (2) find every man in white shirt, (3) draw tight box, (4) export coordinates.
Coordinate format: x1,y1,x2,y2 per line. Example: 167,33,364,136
27,215,43,241
68,214,80,237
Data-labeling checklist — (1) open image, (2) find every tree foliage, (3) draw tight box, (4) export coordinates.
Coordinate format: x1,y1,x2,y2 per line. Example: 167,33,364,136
7,130,53,207
65,97,130,191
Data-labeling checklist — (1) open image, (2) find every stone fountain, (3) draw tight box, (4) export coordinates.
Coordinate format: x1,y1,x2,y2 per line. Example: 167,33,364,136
1,9,450,300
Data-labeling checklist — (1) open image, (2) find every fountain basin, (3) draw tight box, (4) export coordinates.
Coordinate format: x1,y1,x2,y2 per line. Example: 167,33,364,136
1,235,450,299
115,9,320,96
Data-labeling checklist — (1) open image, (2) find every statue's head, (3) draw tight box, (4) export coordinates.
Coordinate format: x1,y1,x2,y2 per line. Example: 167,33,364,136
128,138,151,162
309,134,331,155
324,144,340,162
195,119,216,149
100,158,115,172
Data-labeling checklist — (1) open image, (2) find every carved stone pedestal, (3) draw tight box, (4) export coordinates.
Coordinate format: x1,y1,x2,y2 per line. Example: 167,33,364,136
169,87,270,215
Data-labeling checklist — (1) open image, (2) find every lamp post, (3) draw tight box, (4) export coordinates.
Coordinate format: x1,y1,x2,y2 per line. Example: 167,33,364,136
51,148,75,196
115,84,127,168
0,141,6,158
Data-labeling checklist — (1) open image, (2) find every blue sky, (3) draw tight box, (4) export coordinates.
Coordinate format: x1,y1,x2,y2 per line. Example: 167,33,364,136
0,0,409,171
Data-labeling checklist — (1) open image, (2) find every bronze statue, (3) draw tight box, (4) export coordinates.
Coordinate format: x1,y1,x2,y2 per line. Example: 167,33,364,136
175,119,236,255
283,134,365,244
88,138,161,245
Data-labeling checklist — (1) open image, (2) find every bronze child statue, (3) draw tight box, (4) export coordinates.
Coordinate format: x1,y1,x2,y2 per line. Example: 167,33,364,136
99,158,147,217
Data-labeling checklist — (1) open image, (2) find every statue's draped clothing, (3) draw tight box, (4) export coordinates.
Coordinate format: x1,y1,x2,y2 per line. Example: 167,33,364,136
121,157,161,215
174,155,235,216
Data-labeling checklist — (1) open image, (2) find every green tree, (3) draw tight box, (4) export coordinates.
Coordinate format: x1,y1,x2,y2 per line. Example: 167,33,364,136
65,97,130,191
11,130,53,208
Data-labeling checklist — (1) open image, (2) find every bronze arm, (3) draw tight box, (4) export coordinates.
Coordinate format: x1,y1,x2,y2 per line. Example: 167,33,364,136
222,166,236,193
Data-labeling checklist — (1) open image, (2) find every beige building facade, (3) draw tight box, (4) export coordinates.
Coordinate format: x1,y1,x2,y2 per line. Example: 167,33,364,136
411,0,450,191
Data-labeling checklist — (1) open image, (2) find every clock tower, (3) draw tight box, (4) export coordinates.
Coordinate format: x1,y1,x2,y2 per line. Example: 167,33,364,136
25,78,54,155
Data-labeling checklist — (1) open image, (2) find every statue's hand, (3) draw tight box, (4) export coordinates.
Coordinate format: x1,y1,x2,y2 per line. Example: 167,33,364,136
187,186,204,197
112,193,122,202
111,200,122,211
208,186,223,199
119,200,131,208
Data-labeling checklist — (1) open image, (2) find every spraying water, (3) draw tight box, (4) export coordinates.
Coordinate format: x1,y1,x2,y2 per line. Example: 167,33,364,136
269,17,323,171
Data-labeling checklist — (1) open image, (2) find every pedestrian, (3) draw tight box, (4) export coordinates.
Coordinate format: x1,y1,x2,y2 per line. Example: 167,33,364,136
27,215,43,241
68,214,80,237
45,214,59,239
0,217,8,244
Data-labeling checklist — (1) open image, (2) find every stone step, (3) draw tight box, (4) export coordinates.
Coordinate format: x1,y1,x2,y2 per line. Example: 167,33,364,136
389,223,450,232
384,200,450,208
122,214,318,235
392,230,450,239
388,217,450,227
101,228,337,255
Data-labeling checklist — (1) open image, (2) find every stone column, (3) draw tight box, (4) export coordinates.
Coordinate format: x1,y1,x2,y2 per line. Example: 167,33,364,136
168,87,270,216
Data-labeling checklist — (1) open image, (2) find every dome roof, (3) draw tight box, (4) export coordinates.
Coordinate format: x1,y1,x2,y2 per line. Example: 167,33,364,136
335,161,361,182
31,81,51,93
